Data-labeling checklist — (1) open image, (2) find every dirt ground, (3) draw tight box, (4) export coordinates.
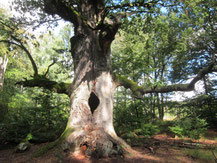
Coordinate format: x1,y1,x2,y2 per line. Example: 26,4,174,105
0,132,216,163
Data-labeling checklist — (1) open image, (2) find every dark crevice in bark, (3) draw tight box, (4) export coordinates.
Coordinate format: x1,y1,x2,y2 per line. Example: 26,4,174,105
88,92,100,114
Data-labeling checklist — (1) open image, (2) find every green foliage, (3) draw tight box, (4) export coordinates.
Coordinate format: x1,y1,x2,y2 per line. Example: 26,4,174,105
117,122,160,144
0,10,74,144
0,15,73,144
175,94,217,129
169,117,207,139
0,60,69,144
135,123,160,137
0,88,69,143
33,29,73,82
112,0,217,136
114,95,160,140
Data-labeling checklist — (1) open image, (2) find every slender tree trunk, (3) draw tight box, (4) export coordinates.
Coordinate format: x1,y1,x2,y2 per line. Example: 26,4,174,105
160,93,164,120
203,76,209,95
150,93,156,119
156,93,164,120
0,55,8,90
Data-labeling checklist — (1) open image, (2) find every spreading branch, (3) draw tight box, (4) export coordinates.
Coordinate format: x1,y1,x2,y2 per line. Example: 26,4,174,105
114,59,217,98
44,0,79,26
1,39,70,94
1,40,70,95
0,20,18,31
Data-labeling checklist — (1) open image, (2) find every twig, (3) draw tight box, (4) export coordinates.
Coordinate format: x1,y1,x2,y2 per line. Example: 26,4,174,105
44,60,56,77
212,150,217,163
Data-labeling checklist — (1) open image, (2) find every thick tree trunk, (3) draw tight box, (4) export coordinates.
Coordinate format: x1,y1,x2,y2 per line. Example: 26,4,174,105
64,72,119,157
0,55,8,90
42,0,130,157
60,26,125,157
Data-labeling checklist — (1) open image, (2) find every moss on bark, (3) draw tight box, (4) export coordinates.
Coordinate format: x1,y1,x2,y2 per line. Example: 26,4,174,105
17,75,70,95
114,74,144,97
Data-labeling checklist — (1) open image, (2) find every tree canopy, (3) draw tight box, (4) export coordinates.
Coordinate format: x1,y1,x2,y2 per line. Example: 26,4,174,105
3,0,214,98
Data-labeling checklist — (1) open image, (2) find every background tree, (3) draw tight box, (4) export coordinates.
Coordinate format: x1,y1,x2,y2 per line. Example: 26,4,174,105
0,9,11,90
0,27,71,144
0,53,8,90
112,0,216,141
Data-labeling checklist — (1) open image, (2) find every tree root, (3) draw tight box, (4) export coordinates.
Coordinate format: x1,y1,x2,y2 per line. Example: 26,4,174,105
33,127,74,157
33,126,140,159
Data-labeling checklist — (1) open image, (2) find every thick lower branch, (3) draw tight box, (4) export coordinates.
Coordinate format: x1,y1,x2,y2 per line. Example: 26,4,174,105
17,75,70,95
44,0,78,25
113,60,216,98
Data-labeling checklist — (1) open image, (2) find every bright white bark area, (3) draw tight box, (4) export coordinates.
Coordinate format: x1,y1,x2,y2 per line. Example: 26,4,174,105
63,71,119,157
0,55,8,90
94,72,116,136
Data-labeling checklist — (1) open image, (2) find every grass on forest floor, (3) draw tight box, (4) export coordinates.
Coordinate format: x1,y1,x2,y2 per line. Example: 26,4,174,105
182,148,217,163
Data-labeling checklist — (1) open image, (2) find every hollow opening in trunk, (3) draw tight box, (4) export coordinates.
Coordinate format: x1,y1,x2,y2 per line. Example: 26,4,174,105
88,92,100,114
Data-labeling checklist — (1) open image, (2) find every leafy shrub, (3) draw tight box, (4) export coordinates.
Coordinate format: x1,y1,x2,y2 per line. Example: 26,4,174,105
135,123,160,137
118,122,160,142
169,117,207,139
0,89,69,144
0,118,30,143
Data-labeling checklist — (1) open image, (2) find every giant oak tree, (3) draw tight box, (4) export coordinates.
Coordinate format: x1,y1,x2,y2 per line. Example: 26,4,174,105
3,0,217,157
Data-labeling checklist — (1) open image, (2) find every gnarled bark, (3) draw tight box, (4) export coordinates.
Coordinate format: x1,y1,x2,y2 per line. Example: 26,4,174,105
42,1,130,157
63,72,121,157
61,20,125,156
